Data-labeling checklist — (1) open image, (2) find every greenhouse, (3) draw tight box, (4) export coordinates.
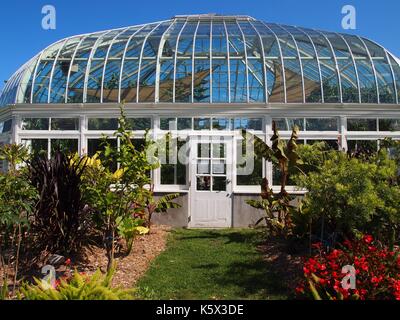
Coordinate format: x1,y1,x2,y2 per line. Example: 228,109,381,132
0,13,400,227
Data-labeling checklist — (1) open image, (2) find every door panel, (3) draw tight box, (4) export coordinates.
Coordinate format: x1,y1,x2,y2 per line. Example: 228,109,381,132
190,136,233,228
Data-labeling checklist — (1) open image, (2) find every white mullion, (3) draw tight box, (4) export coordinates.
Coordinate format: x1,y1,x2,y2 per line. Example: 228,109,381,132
155,20,179,103
277,24,306,103
83,31,113,103
209,20,213,103
235,21,250,103
260,21,287,103
65,34,90,103
172,19,188,103
314,29,343,103
47,39,69,104
117,25,147,103
357,36,381,104
248,19,268,104
191,21,201,103
136,22,164,103
100,27,132,103
223,21,231,104
296,26,325,103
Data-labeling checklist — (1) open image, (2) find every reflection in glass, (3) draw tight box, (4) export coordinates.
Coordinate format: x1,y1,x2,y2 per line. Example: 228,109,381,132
177,118,192,130
347,119,377,131
51,118,79,130
22,139,48,157
197,176,211,191
194,118,211,130
197,160,210,174
213,176,226,191
21,118,49,130
197,143,210,158
88,118,118,130
306,118,338,131
379,119,400,131
51,139,78,156
212,160,226,174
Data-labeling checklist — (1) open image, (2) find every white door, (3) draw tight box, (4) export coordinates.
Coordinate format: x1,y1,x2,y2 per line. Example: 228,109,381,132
189,136,233,228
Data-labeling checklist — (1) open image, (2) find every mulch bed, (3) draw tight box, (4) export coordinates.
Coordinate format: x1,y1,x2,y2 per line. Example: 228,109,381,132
1,225,171,291
73,225,171,288
257,239,305,294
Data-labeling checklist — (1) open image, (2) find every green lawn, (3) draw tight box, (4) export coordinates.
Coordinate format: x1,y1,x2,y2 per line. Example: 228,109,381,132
136,228,289,300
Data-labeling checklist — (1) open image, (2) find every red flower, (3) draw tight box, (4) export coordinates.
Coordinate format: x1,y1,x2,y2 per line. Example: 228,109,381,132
363,235,373,244
65,258,71,266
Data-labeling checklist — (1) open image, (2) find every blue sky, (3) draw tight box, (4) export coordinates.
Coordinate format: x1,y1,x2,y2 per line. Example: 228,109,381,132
0,0,399,90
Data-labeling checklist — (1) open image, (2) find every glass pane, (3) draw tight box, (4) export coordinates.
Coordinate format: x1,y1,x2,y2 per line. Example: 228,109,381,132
347,140,378,154
379,119,400,131
197,160,210,174
197,143,210,158
193,59,210,102
51,118,79,130
273,118,304,131
51,139,78,156
87,138,118,171
212,160,226,174
175,59,192,102
22,139,48,157
197,176,211,191
306,118,338,131
160,118,176,130
212,118,229,130
177,118,192,130
212,176,226,191
159,60,174,102
194,118,211,130
236,139,263,186
212,143,226,158
230,60,247,103
308,139,339,150
212,60,229,103
21,118,49,130
127,118,151,131
161,164,175,184
347,119,377,131
88,118,118,130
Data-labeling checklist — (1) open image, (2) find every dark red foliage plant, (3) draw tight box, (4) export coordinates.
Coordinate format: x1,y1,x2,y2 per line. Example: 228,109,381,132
296,235,400,300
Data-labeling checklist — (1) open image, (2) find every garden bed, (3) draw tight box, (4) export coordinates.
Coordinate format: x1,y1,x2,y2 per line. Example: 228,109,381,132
0,225,170,291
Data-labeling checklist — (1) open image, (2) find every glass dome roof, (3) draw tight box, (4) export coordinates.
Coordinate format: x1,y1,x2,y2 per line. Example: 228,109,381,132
1,14,400,106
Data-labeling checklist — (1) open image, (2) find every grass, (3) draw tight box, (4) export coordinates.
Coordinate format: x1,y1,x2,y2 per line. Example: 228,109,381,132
136,228,289,300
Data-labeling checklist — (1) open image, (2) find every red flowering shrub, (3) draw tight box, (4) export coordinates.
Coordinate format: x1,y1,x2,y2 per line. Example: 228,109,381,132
296,235,400,300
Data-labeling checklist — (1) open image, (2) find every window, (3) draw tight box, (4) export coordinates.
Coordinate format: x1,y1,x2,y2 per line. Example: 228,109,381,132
127,118,151,131
194,118,211,130
51,118,79,131
87,138,118,171
160,139,187,185
51,139,78,156
347,140,378,154
273,118,339,131
273,118,304,131
212,118,229,130
88,118,118,130
347,119,377,131
0,119,12,133
21,118,79,131
21,139,48,157
306,118,338,131
232,118,263,131
379,119,400,131
21,118,49,130
236,138,263,186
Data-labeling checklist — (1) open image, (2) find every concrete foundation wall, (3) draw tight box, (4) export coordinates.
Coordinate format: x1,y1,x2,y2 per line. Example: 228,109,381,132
152,192,304,229
151,192,189,227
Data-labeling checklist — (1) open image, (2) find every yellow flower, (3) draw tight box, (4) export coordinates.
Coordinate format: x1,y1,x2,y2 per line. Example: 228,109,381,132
135,226,149,235
112,168,125,180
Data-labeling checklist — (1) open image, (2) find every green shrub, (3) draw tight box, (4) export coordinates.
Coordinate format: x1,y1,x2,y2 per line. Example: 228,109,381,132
294,148,400,247
19,268,135,300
